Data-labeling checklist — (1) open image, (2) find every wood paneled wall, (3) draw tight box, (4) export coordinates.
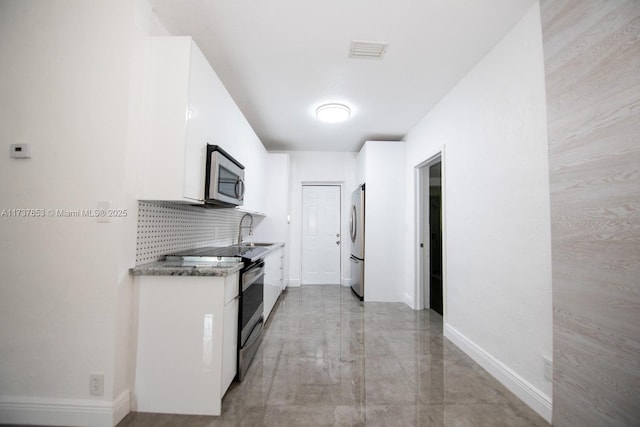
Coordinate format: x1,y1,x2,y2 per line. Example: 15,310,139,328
540,0,640,425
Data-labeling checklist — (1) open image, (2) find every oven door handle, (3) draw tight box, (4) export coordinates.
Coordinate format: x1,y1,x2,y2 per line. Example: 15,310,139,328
243,316,264,349
242,262,265,291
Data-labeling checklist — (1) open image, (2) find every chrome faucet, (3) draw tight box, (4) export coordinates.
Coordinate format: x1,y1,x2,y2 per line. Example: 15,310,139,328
237,213,253,245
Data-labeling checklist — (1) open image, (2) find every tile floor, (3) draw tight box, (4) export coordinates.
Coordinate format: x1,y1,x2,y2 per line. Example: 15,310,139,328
118,285,549,426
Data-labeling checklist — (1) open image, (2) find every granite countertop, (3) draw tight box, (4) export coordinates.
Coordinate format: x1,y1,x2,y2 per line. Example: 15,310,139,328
129,260,244,277
130,242,284,277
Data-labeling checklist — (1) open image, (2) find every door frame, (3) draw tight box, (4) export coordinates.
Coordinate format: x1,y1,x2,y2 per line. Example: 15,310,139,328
300,182,344,285
415,148,446,321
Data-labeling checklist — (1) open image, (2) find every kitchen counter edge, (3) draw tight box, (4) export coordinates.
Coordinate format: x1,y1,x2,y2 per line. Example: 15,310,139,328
129,261,243,277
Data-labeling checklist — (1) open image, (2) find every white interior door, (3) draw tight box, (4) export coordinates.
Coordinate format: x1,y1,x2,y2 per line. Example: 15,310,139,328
301,185,341,285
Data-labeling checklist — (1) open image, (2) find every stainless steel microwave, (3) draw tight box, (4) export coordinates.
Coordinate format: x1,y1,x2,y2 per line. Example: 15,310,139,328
205,144,245,207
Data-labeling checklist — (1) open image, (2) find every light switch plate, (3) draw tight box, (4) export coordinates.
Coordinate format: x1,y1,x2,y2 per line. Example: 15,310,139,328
10,143,31,159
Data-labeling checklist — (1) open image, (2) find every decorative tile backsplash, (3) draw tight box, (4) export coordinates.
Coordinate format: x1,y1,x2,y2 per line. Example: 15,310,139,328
135,201,247,264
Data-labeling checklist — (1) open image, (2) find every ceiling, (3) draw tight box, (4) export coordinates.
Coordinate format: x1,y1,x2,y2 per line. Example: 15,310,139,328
147,0,536,152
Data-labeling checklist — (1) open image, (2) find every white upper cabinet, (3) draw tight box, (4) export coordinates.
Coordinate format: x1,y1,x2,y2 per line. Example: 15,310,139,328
251,153,290,241
139,37,267,213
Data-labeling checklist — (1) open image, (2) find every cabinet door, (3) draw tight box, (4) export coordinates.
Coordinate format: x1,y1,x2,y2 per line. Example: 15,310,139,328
135,275,227,415
263,252,276,320
279,249,285,290
183,41,218,201
222,297,238,394
140,38,192,201
263,248,283,320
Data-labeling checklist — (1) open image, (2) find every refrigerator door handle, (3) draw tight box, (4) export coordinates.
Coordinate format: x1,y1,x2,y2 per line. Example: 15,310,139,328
350,206,357,243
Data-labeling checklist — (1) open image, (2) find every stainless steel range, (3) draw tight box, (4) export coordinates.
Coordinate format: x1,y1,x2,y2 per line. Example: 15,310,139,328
165,245,269,381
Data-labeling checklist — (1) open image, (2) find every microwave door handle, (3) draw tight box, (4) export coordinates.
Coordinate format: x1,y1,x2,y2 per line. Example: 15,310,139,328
235,178,245,201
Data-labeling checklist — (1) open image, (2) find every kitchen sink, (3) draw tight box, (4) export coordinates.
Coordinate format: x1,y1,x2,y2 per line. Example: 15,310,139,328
163,259,241,268
164,243,279,264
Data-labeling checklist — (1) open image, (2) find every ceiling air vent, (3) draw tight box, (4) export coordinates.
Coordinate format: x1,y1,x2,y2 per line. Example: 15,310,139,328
348,40,389,60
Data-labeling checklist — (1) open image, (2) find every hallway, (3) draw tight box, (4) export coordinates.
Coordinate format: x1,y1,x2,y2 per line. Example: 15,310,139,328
119,285,549,426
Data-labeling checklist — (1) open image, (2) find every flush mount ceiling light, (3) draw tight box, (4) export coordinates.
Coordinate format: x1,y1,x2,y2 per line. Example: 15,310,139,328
315,103,351,123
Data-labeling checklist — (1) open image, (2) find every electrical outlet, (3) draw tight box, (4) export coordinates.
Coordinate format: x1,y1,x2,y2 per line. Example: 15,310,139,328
9,143,32,159
543,357,552,382
90,373,104,396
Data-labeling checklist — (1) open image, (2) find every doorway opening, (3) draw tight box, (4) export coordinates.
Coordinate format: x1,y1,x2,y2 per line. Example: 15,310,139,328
416,154,444,316
301,185,342,285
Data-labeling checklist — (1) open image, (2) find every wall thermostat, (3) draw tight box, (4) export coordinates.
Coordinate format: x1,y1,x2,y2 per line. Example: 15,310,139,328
10,143,32,159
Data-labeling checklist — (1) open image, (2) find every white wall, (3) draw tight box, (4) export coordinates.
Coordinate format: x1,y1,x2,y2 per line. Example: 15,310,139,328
357,141,406,302
286,151,357,286
0,1,150,425
402,3,553,421
251,153,291,286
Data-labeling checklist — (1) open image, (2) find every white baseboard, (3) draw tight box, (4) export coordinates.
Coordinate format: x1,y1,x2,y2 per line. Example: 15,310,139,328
288,280,353,287
444,325,552,423
288,279,352,287
112,390,131,425
0,389,131,427
403,292,414,309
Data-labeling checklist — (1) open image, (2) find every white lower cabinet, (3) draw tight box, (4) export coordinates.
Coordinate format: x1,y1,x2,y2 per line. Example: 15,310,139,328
263,247,284,321
134,272,239,416
221,295,238,394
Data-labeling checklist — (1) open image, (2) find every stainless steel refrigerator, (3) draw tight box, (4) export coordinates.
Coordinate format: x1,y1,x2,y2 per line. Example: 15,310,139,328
349,184,365,299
